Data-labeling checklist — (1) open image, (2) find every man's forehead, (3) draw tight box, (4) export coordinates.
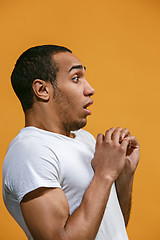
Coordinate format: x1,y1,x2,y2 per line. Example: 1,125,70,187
53,52,84,71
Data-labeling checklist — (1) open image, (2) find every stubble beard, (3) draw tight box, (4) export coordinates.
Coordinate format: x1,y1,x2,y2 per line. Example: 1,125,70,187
53,87,87,133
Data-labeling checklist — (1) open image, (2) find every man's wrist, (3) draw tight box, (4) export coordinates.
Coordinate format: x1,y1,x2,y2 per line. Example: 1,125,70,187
94,171,115,188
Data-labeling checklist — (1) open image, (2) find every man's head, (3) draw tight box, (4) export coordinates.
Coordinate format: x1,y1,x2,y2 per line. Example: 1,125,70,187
11,45,72,112
11,45,95,133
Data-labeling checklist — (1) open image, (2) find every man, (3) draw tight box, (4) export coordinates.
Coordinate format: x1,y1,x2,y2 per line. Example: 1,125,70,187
3,45,139,240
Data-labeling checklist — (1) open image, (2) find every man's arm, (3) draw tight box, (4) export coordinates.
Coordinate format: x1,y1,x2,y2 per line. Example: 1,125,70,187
115,169,134,226
115,129,140,226
21,128,130,240
21,176,113,240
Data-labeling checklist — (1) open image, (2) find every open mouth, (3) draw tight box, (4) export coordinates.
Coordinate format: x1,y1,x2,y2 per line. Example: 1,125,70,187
83,100,93,109
83,100,93,115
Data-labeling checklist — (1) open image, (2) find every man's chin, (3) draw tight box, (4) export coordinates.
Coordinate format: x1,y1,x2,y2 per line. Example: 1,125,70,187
71,119,87,131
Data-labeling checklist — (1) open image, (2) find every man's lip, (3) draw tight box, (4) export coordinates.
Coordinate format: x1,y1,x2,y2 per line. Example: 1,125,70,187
83,100,94,109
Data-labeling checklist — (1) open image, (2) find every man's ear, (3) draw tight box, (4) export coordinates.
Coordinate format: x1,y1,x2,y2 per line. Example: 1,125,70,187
32,79,50,101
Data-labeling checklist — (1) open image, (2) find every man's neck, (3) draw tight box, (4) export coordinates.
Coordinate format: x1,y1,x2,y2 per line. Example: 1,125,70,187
25,109,75,138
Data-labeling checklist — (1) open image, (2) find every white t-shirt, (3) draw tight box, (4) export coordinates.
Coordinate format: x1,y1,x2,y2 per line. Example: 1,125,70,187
3,127,129,240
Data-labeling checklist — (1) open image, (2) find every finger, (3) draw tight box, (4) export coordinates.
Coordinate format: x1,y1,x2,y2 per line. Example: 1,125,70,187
96,133,104,146
120,138,130,150
119,128,131,142
104,128,115,142
121,136,139,149
112,127,123,143
127,136,140,149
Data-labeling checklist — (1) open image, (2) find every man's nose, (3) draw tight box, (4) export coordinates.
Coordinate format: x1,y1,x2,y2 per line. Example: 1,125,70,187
84,80,95,96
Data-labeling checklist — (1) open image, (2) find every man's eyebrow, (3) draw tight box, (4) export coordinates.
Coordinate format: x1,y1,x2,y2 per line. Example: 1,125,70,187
68,65,86,72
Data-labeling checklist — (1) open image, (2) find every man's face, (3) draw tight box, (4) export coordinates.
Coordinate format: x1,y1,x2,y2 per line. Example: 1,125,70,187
52,52,95,133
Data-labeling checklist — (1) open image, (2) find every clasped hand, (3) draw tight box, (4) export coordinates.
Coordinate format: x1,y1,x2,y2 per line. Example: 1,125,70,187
92,127,140,182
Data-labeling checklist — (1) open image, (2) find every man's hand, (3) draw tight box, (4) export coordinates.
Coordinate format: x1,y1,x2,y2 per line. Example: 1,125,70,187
120,128,140,175
92,127,131,182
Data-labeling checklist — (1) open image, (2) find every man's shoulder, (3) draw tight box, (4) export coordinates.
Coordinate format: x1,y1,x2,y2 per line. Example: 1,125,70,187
4,127,60,174
5,127,55,163
7,127,43,152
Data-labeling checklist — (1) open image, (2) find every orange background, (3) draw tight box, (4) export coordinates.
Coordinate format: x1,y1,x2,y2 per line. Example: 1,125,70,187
0,0,160,239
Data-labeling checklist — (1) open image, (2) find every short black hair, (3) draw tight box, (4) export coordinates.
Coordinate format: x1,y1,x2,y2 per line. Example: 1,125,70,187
11,45,72,112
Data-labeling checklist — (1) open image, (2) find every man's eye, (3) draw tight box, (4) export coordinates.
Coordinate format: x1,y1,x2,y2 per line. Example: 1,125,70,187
72,76,80,83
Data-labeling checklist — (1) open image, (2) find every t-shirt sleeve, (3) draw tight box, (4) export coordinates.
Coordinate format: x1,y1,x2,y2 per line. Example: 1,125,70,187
6,139,61,203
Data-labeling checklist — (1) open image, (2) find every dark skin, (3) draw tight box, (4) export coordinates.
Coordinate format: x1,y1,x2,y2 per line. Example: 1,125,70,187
21,52,139,239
